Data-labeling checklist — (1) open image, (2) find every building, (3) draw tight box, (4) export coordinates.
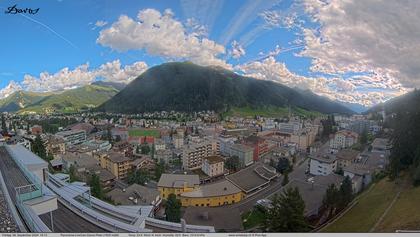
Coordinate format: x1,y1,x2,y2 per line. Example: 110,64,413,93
278,122,302,134
82,140,112,152
336,149,359,169
242,135,269,161
309,154,337,176
98,152,131,179
180,180,244,207
329,130,358,151
201,156,224,178
225,143,254,168
173,135,184,149
157,174,200,199
182,140,219,170
131,156,156,172
106,184,161,209
155,149,172,164
31,125,43,135
67,123,95,134
56,129,87,145
371,138,391,154
154,139,166,151
343,164,373,193
45,136,66,156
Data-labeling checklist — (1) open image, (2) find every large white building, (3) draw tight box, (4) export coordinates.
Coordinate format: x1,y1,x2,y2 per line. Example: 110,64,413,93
329,130,358,152
309,154,338,176
56,129,86,145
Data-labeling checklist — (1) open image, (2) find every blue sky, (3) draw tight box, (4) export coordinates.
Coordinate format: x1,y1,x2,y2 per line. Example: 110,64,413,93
0,0,416,107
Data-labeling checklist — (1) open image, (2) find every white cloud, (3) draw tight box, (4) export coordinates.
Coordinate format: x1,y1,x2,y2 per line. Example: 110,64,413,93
22,64,96,92
229,41,246,59
235,56,406,107
96,60,148,83
0,60,148,98
97,8,230,69
300,0,420,88
95,20,108,28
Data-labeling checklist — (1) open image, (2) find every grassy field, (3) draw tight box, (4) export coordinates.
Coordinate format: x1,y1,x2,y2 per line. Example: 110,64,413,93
241,208,265,230
374,181,420,232
224,106,322,118
322,178,400,232
128,129,160,137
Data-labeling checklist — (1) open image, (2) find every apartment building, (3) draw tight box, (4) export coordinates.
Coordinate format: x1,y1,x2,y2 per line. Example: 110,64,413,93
182,140,219,170
98,152,131,179
202,156,225,177
329,130,359,151
225,143,254,168
56,129,87,145
309,154,337,176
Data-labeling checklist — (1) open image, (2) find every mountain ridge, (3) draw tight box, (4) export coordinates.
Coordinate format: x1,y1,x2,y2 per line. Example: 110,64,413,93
98,62,353,115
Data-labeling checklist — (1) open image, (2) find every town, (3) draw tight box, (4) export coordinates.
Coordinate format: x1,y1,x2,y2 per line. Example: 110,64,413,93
0,109,390,232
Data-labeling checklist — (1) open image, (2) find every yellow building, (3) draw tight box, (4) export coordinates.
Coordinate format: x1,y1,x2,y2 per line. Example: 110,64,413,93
98,151,131,179
157,174,200,199
180,180,244,207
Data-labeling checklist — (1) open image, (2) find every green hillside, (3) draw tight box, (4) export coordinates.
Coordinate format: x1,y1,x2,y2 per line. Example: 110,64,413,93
19,84,119,114
0,91,50,112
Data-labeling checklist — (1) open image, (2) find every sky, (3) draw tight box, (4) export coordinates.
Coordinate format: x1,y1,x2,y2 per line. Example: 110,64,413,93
0,0,417,108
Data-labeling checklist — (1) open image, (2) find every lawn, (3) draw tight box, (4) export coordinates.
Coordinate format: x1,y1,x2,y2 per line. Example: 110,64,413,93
241,208,265,230
224,106,322,119
374,182,420,232
226,106,289,118
322,178,400,232
128,129,160,137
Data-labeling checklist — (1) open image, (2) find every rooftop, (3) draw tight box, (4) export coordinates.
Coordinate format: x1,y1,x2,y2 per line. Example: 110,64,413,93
107,184,159,206
372,138,390,148
203,156,224,164
310,153,337,163
226,163,274,193
180,180,241,198
336,149,360,161
106,152,131,163
158,174,200,188
183,207,243,232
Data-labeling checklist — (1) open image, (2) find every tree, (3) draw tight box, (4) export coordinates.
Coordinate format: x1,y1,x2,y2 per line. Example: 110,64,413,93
165,193,181,222
136,145,140,154
276,158,290,174
154,161,165,180
262,187,309,232
225,155,240,172
338,176,353,209
89,174,103,199
141,143,151,154
1,114,6,133
69,164,78,182
32,134,47,160
322,184,340,217
360,129,368,145
281,172,289,186
128,169,150,185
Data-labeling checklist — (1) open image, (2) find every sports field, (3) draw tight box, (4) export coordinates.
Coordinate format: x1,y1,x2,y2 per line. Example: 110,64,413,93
128,129,160,137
